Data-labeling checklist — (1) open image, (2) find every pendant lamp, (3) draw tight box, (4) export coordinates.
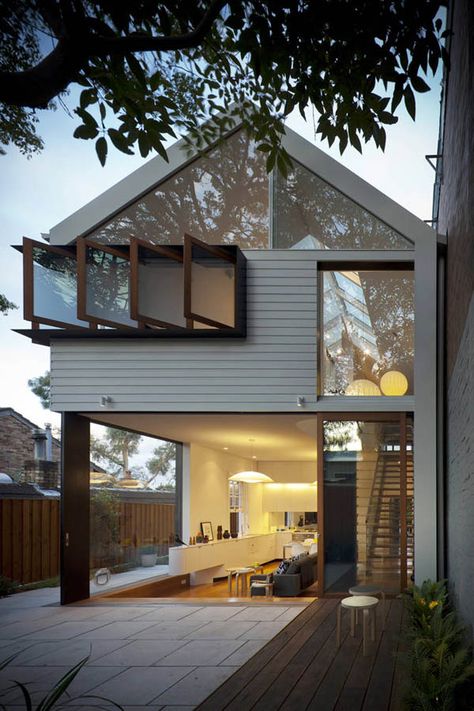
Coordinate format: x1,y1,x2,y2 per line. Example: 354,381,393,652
228,438,274,484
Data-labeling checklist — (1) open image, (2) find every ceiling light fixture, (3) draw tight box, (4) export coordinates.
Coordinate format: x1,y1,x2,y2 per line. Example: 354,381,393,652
228,438,274,484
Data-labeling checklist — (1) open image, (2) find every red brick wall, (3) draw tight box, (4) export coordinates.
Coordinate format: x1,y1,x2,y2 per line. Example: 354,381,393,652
0,414,61,478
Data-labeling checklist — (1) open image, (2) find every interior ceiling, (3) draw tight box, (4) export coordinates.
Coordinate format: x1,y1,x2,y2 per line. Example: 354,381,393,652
86,413,318,461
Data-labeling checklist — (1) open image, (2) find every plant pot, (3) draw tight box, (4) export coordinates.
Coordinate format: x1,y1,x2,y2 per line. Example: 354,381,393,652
140,553,156,567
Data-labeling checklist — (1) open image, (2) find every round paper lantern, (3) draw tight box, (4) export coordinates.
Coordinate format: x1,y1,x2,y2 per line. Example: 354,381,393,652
345,379,381,396
380,370,408,396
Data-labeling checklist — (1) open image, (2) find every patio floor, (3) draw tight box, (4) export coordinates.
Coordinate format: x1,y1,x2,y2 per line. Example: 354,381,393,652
197,598,405,711
0,587,307,710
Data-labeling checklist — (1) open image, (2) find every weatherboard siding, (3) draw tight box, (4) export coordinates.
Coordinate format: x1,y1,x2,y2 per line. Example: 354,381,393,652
50,253,318,412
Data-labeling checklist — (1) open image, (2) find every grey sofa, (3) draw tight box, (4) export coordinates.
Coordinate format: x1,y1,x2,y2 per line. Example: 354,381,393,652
250,553,318,597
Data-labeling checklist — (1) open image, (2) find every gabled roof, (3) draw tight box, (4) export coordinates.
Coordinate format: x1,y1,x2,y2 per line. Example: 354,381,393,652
46,118,441,247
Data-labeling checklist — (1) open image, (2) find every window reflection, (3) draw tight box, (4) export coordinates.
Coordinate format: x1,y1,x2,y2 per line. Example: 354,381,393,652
84,245,137,328
32,247,85,327
88,130,269,249
322,270,414,396
275,161,412,250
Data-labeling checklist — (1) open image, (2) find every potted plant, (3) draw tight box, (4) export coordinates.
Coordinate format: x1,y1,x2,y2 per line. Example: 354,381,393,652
139,544,157,567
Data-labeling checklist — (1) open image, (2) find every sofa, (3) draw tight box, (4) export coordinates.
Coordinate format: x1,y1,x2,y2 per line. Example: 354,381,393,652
250,552,318,597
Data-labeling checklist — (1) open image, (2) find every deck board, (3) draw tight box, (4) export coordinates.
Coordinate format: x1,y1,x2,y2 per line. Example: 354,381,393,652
196,598,404,711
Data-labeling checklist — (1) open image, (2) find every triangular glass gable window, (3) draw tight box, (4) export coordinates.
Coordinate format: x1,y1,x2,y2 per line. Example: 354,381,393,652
87,129,269,249
274,160,413,249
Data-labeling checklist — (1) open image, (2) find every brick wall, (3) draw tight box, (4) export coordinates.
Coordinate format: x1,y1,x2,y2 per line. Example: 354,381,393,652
0,412,61,478
438,0,474,633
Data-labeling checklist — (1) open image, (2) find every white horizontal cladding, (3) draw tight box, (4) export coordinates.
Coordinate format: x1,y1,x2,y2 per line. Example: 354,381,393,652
50,252,318,412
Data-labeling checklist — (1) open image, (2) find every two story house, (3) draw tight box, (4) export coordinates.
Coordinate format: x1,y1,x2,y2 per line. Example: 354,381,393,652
17,122,444,604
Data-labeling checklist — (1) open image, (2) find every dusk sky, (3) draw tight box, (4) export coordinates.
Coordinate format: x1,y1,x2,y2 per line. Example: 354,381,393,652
0,78,443,462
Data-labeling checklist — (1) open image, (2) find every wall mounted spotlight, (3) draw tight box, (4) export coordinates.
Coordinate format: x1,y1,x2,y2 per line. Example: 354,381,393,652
100,395,113,407
297,396,306,407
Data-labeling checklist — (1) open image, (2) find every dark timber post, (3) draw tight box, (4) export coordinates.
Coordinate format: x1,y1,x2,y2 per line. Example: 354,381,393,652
60,413,90,604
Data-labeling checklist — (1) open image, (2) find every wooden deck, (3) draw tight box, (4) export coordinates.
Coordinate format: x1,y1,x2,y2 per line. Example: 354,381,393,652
197,598,405,711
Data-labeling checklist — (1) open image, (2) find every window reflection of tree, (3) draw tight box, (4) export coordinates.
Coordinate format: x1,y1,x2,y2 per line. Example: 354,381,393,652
275,162,412,250
33,248,79,323
324,271,414,395
86,249,132,324
88,130,269,248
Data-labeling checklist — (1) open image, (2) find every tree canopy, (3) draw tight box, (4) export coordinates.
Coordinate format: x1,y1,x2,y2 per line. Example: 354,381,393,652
0,1,447,168
28,370,51,409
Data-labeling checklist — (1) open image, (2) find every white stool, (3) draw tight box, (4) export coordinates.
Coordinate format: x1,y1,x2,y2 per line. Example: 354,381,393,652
234,567,255,595
225,567,243,595
250,581,274,598
336,595,379,656
349,585,386,629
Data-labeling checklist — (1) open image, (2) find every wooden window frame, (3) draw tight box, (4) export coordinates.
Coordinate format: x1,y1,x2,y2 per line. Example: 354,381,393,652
184,233,240,330
129,237,187,329
23,237,88,330
77,238,136,329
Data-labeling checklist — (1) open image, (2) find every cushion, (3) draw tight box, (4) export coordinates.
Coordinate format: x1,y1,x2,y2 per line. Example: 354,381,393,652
276,559,291,574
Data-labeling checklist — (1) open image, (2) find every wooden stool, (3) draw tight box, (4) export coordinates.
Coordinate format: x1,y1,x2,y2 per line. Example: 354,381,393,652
336,596,379,656
349,585,386,629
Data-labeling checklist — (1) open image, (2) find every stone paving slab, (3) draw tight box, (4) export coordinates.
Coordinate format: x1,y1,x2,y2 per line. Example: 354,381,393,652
0,588,307,710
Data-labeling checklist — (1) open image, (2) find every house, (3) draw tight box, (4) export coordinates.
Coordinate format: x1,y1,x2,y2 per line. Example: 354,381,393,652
0,407,60,485
16,121,443,604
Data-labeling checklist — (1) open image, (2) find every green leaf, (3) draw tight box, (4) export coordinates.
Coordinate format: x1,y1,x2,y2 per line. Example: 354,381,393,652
95,136,108,166
73,124,98,140
404,85,416,120
138,132,150,157
36,656,89,711
411,76,431,93
108,128,134,154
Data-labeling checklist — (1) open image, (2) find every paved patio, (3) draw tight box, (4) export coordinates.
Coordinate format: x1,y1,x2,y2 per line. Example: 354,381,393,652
0,587,307,710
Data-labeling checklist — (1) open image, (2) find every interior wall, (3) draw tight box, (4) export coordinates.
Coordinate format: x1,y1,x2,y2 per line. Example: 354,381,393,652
256,460,316,482
188,443,252,539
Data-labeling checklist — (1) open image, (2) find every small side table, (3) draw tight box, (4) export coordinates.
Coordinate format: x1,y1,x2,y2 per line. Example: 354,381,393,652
336,595,379,656
250,581,273,598
235,567,256,595
349,585,386,629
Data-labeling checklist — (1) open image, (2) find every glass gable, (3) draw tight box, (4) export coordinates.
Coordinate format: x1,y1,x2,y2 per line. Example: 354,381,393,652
274,161,413,250
88,130,269,249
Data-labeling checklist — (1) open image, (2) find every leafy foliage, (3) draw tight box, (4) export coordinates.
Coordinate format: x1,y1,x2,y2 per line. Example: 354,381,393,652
28,370,51,409
0,653,124,710
90,427,142,475
0,575,18,597
403,580,474,710
0,294,17,314
0,1,448,167
146,441,176,489
90,488,121,567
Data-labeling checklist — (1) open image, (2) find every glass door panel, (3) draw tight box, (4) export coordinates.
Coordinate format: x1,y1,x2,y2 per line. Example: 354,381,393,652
321,416,411,594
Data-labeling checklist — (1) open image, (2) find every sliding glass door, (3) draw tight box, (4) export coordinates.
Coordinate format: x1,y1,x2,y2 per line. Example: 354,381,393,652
317,413,413,594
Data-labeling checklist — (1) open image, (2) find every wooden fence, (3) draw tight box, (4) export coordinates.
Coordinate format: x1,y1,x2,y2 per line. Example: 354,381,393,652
0,499,59,585
0,498,176,584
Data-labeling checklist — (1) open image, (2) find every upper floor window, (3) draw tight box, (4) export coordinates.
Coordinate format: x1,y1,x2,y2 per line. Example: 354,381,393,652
274,161,413,250
87,129,270,249
321,268,414,396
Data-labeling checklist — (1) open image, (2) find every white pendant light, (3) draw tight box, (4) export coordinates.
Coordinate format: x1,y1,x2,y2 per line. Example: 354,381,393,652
229,438,274,484
229,470,274,484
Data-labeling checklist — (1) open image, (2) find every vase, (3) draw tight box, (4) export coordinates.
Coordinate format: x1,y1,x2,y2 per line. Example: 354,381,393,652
223,529,230,539
217,525,223,540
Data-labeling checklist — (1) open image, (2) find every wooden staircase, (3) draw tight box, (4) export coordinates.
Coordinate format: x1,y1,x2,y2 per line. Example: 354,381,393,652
358,429,414,590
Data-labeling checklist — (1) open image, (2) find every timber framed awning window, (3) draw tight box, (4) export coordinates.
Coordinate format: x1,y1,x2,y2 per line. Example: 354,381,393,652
19,234,246,344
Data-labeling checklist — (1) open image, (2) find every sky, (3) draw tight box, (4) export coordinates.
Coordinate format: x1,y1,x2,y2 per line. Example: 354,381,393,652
0,76,442,466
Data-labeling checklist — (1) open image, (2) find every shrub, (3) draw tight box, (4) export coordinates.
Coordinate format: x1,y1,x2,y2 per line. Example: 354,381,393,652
0,575,18,597
403,579,474,710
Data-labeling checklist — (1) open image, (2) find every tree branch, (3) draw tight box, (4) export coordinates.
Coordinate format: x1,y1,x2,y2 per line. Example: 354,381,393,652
0,0,228,109
91,0,228,54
